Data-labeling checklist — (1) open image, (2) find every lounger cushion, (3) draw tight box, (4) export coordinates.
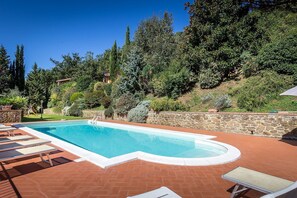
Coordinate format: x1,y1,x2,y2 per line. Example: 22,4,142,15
0,135,33,143
0,139,50,152
0,127,16,132
222,167,293,194
0,145,56,162
261,181,297,198
127,186,181,198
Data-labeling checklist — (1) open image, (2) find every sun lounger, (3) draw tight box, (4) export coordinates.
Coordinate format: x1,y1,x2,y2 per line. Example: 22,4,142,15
0,145,57,166
222,167,295,198
127,187,182,198
261,181,297,197
0,139,50,152
0,127,17,136
0,135,33,143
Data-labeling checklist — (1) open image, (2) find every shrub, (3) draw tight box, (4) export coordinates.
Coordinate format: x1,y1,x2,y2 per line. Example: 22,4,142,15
70,92,84,103
93,82,105,91
258,33,297,75
236,71,293,111
101,96,112,108
128,101,151,123
76,76,93,92
115,93,138,116
0,96,27,109
62,86,76,106
84,90,105,108
68,99,86,116
150,98,188,112
104,106,114,118
201,93,214,104
104,83,112,96
214,95,232,110
240,51,259,78
152,68,193,99
199,69,221,89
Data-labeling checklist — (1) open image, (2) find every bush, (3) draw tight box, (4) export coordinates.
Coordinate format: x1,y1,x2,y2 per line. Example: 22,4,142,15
150,98,188,112
93,82,105,91
115,93,138,116
101,96,111,108
258,33,297,75
128,101,151,123
76,76,93,92
84,90,105,108
62,86,76,106
151,68,193,99
237,71,293,111
0,96,28,109
199,69,221,89
104,83,112,96
70,92,84,103
201,93,214,104
240,51,259,78
104,106,114,118
68,99,86,116
214,95,232,110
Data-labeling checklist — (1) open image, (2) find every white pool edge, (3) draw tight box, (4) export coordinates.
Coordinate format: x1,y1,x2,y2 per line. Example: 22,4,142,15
17,120,241,168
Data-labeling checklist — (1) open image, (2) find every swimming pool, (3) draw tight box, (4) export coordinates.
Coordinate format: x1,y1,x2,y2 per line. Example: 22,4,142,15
19,120,240,168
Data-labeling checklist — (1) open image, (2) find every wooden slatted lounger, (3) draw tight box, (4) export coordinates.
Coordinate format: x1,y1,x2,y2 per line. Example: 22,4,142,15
0,145,57,166
127,187,182,198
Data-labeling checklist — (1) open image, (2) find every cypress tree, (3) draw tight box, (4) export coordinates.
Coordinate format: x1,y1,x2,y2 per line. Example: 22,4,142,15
15,45,25,91
0,45,10,93
109,41,118,81
125,26,130,46
9,61,16,89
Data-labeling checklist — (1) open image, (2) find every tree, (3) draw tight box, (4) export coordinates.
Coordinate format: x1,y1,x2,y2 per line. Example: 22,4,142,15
121,26,131,62
15,45,25,91
26,63,53,108
125,26,130,46
9,61,16,89
118,47,146,94
0,45,10,93
134,12,176,73
109,41,118,81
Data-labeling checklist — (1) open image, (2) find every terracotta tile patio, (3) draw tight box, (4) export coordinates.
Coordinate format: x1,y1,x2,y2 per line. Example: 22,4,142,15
0,121,296,198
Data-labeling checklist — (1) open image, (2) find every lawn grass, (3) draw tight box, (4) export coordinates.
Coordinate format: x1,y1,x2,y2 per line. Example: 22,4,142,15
22,114,84,122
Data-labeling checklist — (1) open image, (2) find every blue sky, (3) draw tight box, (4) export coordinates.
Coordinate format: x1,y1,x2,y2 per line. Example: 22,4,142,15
0,0,190,74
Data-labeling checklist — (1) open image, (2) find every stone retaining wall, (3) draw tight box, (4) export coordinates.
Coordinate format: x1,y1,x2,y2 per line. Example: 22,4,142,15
0,110,22,123
82,110,105,119
147,111,297,139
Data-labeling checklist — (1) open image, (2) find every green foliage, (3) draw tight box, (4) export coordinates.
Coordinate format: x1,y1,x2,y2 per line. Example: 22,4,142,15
240,51,259,78
134,12,176,73
76,76,92,92
84,90,105,108
70,92,84,103
258,33,297,75
68,99,86,116
128,101,151,123
101,96,111,108
109,41,119,81
115,93,138,116
236,71,293,111
199,68,221,89
201,93,214,104
103,83,112,96
0,45,10,93
118,47,146,94
0,96,27,109
93,82,105,91
15,45,25,91
150,98,188,112
104,106,114,118
152,67,193,99
214,95,232,110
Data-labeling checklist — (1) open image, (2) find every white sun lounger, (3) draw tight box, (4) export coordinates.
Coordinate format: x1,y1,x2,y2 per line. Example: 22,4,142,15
0,127,17,136
222,167,296,198
0,139,50,152
0,135,33,143
127,187,182,198
0,145,57,166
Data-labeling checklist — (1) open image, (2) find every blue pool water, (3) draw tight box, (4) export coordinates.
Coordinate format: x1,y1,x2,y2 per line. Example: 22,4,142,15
25,121,227,158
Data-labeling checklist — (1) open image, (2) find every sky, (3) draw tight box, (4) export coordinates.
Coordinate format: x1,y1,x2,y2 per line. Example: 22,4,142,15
0,0,190,75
